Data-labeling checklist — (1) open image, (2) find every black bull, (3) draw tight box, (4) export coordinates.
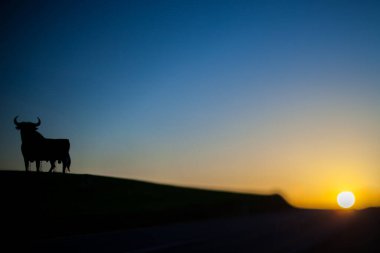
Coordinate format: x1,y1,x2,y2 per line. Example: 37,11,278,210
25,138,71,173
14,117,71,173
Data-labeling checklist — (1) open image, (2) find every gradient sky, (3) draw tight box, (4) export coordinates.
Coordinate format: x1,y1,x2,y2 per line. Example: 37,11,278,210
1,0,379,209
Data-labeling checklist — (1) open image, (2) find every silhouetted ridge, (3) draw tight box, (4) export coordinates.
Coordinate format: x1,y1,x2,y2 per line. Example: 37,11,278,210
0,170,292,239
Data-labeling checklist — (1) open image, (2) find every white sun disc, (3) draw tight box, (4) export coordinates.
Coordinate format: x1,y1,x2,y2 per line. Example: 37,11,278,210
337,191,355,209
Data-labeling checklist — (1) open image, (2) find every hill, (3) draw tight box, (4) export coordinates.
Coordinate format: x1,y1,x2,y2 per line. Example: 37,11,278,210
0,170,292,239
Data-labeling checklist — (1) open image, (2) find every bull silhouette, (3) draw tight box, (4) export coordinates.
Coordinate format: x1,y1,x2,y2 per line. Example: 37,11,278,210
14,116,71,173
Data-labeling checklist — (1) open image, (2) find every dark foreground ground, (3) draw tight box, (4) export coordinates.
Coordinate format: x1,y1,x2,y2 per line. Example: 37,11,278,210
27,208,380,253
1,171,379,252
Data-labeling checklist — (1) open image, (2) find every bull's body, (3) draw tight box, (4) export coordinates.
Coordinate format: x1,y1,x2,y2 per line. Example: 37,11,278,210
15,117,71,173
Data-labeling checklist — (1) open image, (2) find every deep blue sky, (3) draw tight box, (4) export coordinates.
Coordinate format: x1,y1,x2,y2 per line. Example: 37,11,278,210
1,0,379,208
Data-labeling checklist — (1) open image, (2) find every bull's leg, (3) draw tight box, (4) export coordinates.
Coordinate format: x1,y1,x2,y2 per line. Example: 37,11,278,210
24,158,29,172
67,155,71,172
62,160,66,174
62,155,71,173
36,160,41,172
49,160,56,172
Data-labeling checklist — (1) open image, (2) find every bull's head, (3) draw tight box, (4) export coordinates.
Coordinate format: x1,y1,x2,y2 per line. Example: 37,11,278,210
14,116,41,130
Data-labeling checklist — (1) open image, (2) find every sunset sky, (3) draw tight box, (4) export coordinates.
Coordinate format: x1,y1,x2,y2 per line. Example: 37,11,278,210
1,0,379,209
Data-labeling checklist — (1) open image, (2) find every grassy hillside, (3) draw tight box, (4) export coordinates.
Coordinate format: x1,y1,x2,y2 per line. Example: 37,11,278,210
0,170,292,239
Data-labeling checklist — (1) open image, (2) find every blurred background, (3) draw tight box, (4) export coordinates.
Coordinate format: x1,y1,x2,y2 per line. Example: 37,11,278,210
1,0,379,209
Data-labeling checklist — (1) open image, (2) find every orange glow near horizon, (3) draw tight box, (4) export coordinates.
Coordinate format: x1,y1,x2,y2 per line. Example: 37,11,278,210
111,116,380,210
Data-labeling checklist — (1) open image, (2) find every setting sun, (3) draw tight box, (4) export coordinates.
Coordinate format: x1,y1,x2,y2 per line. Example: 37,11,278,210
337,191,355,209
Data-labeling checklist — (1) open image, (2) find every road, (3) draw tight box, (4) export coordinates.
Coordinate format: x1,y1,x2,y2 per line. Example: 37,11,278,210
27,209,380,253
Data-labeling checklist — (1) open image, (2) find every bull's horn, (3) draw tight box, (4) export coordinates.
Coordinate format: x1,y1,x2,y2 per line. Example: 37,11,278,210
14,116,20,126
35,117,41,126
